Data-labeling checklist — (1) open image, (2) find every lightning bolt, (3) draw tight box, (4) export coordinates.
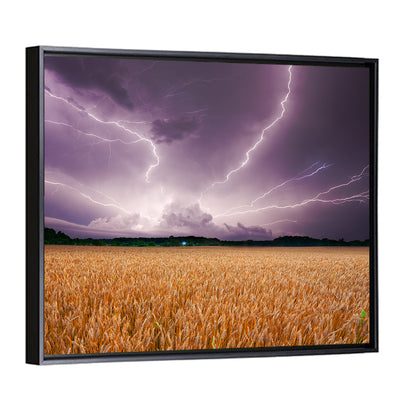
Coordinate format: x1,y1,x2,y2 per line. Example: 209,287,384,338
260,219,298,227
252,163,331,205
45,179,162,225
116,119,151,126
312,165,369,200
45,180,132,214
216,161,330,217
215,192,369,218
45,120,149,146
45,90,159,182
214,165,369,218
202,65,293,198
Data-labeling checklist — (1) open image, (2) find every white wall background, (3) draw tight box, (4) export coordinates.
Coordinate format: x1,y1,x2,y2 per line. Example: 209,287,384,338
1,1,414,414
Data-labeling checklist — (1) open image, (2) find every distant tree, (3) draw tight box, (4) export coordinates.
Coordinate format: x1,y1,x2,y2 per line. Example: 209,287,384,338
44,228,71,244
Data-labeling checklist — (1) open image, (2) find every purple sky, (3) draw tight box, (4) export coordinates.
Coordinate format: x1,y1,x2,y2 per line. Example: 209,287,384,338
44,54,370,241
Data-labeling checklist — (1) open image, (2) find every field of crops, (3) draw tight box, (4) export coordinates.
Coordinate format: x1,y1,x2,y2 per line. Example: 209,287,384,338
44,246,370,355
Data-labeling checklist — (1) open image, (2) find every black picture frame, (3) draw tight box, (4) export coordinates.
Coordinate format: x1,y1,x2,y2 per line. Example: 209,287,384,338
26,46,378,365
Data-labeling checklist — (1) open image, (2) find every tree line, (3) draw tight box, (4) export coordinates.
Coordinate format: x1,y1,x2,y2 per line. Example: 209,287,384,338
44,228,369,247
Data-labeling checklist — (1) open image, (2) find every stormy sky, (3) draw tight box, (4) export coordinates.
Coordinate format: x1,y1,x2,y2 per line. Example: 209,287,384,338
44,54,370,241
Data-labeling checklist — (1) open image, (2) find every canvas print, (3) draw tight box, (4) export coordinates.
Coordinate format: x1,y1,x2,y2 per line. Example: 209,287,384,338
43,55,370,355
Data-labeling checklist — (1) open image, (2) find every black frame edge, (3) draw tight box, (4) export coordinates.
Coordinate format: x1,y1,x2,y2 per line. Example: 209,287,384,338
38,45,378,65
38,45,378,69
369,59,379,352
26,46,43,365
27,46,378,365
43,344,376,365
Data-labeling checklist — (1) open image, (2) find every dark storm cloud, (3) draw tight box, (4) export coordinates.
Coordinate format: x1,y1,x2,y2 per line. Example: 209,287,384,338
151,116,200,144
45,56,134,109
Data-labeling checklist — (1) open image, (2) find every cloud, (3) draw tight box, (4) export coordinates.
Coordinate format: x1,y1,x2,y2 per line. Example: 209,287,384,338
224,222,273,240
88,213,143,231
158,204,273,240
150,116,200,144
45,216,147,238
160,203,213,230
45,56,134,109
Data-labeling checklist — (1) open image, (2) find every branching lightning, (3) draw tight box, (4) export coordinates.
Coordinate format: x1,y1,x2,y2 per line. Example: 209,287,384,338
216,161,330,217
214,165,369,218
45,120,148,146
45,90,159,182
45,180,132,214
46,179,161,225
312,165,369,200
252,163,331,205
202,65,293,198
215,191,369,218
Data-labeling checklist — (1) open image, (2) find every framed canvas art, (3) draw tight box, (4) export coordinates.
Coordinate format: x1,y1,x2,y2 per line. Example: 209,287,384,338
26,46,378,364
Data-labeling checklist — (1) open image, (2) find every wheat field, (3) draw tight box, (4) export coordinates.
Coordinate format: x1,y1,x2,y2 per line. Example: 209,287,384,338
44,246,370,355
